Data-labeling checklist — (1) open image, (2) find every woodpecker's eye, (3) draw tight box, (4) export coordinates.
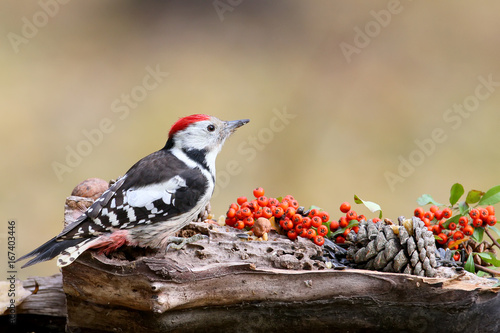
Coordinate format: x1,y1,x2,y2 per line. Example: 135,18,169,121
207,124,215,132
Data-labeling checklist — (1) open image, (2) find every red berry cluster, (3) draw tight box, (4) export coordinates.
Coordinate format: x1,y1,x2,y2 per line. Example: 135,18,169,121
414,205,496,254
225,187,330,246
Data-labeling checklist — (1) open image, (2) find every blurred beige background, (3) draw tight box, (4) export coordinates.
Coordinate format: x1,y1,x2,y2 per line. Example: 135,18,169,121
1,1,499,279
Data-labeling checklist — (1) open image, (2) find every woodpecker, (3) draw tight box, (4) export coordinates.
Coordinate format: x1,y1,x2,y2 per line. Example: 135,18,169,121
18,114,249,268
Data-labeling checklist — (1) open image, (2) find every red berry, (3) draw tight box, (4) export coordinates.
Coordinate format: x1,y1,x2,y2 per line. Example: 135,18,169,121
308,208,320,218
335,236,346,244
372,217,381,223
453,253,460,262
311,216,322,228
299,229,309,238
257,196,269,207
287,229,298,240
346,210,358,221
285,207,296,218
262,207,273,219
282,218,294,230
268,197,279,207
469,209,480,219
254,209,263,218
237,196,247,205
306,229,316,239
423,211,434,220
479,208,489,220
319,211,330,223
462,225,474,236
317,225,328,237
313,235,325,246
227,208,236,218
432,225,442,235
230,203,239,211
453,230,464,240
448,222,457,230
241,207,252,217
436,233,448,245
458,216,468,227
352,226,359,233
292,214,303,226
414,207,425,218
434,210,443,221
339,216,349,228
244,216,254,227
225,217,236,226
472,218,483,227
486,215,497,226
234,220,245,230
343,228,351,237
430,205,439,214
295,223,304,233
289,200,299,210
273,207,284,219
253,187,265,198
340,202,351,213
329,220,339,230
278,201,289,211
247,200,258,211
486,205,495,216
442,208,452,219
422,217,431,227
302,217,312,229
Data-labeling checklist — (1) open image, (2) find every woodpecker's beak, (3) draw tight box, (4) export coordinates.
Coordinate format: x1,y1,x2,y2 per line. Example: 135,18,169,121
225,119,250,133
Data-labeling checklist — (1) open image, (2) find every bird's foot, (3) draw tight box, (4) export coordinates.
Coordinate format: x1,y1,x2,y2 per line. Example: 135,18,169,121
165,234,208,252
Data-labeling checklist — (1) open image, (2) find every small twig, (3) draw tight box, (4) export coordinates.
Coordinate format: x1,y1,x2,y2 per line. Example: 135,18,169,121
474,263,500,276
484,227,500,249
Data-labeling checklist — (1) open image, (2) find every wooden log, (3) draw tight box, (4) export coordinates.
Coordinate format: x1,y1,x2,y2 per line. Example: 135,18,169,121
61,222,500,333
1,274,67,332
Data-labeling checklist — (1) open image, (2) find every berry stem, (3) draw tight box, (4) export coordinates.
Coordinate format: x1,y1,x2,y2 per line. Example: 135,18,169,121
474,263,500,276
483,227,500,250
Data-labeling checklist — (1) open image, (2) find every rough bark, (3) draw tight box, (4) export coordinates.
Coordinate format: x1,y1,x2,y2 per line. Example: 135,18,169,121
60,222,500,333
1,274,67,333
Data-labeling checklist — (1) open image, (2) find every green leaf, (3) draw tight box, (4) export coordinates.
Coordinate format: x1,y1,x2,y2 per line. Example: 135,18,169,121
416,194,442,206
488,225,500,236
478,185,500,206
465,190,484,204
442,215,460,229
354,195,383,219
472,227,484,243
449,183,464,206
477,271,488,277
464,254,476,273
477,252,500,267
458,201,469,216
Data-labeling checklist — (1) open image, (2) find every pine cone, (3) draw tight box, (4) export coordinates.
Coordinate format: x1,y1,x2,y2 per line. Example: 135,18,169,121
465,239,496,267
346,216,438,277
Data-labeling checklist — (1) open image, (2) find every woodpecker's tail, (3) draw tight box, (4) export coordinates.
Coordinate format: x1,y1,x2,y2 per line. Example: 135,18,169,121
17,237,93,268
